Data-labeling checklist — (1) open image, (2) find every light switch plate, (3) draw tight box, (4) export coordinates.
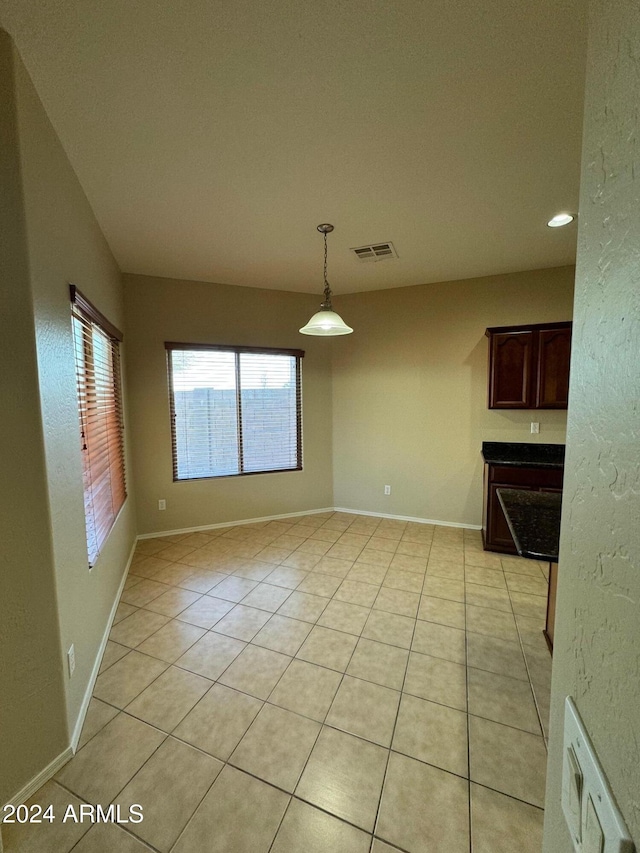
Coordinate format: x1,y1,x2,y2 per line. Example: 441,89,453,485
562,697,635,853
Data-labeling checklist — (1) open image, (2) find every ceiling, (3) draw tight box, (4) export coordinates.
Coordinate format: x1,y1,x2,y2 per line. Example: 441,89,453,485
0,0,587,294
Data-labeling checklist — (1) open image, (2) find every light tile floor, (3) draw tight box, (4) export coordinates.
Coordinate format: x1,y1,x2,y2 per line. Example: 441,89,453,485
4,512,552,853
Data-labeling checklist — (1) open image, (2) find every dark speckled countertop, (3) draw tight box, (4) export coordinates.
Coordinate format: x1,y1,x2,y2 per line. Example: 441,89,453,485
497,488,562,562
482,441,565,469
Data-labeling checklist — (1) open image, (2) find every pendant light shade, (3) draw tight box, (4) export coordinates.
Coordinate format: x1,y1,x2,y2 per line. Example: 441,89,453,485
299,309,353,336
300,224,353,336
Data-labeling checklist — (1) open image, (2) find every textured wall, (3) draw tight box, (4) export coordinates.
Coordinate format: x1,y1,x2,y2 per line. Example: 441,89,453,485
12,45,137,742
543,0,640,848
0,31,67,805
332,267,575,525
124,274,333,534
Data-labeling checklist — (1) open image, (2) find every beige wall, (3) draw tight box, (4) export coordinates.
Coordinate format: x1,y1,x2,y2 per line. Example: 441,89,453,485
332,266,575,525
0,31,137,801
124,268,574,538
0,31,67,806
13,42,138,741
544,0,640,848
123,275,333,534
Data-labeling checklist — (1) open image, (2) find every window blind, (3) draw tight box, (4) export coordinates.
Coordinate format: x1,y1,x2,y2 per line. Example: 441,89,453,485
166,343,304,481
71,286,126,566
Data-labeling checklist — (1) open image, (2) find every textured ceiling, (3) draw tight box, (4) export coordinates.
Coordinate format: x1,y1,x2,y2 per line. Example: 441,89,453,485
0,0,587,294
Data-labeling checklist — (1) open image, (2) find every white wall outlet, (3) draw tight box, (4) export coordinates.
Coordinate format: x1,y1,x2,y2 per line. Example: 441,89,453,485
531,422,540,434
158,499,166,510
67,644,76,678
562,697,635,853
384,485,391,495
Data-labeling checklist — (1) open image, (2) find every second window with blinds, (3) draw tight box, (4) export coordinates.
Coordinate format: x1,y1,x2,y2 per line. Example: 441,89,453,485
166,343,304,481
71,286,127,567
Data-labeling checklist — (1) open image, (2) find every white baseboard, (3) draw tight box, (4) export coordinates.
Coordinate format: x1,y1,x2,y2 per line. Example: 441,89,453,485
137,507,335,540
4,746,74,808
138,505,481,540
70,538,138,752
333,507,482,530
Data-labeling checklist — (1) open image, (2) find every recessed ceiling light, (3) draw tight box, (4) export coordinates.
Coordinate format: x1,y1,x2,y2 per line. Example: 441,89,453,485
547,213,575,228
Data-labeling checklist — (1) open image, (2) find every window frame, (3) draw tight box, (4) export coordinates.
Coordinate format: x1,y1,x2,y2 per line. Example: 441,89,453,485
165,342,304,482
70,285,126,567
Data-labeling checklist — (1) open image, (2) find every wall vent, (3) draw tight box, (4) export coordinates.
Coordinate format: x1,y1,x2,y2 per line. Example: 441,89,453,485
350,241,398,262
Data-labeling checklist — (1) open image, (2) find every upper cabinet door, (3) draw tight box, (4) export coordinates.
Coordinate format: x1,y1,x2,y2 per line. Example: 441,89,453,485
536,326,572,408
488,330,535,408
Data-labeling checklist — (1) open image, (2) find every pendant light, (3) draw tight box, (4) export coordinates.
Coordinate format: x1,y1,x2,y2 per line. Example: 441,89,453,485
299,224,353,336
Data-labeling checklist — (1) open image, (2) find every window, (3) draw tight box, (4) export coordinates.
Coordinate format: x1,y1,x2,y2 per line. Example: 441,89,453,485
71,286,126,566
166,343,304,481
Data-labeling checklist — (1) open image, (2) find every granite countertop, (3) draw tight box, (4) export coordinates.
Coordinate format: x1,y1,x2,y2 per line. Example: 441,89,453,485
497,488,562,562
482,441,565,469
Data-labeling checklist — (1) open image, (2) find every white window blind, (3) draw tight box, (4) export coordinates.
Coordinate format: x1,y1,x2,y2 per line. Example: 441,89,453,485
71,286,126,566
166,343,304,480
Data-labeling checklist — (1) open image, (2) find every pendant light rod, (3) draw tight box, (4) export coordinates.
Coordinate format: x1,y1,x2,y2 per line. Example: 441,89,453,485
317,223,335,310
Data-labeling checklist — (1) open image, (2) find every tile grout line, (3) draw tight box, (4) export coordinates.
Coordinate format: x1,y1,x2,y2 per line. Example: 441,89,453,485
463,542,474,853
162,526,337,852
53,515,545,853
509,579,551,750
265,524,394,846
109,543,548,741
263,584,373,853
275,516,410,852
175,512,388,853
60,697,545,848
366,540,427,853
62,723,171,853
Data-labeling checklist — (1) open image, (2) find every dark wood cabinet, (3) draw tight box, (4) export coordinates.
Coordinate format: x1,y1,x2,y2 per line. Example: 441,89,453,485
486,322,572,409
536,327,572,407
482,463,564,553
487,329,534,408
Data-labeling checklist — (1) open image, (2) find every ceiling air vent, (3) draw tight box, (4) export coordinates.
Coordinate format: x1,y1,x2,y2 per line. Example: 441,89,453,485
350,241,398,262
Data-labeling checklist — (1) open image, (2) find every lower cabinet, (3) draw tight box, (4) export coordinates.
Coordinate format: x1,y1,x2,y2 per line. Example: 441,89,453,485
482,464,564,554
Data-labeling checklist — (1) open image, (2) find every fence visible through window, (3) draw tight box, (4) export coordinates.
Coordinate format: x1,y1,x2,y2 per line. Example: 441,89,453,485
166,344,304,481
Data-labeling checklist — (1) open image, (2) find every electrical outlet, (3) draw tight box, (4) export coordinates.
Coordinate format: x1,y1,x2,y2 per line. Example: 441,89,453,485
158,499,166,510
384,485,391,496
67,644,76,678
531,422,540,434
